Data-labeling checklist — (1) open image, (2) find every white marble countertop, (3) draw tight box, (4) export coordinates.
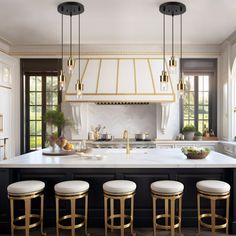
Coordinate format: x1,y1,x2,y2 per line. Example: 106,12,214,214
0,148,236,168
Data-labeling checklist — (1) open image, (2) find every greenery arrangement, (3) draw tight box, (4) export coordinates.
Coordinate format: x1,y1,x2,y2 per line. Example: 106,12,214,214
182,125,196,132
181,146,210,159
44,110,66,130
194,131,202,136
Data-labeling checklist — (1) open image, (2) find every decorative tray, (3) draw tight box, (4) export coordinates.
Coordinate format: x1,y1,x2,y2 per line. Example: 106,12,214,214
42,149,76,156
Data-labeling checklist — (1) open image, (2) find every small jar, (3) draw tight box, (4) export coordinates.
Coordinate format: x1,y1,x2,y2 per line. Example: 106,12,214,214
88,131,95,140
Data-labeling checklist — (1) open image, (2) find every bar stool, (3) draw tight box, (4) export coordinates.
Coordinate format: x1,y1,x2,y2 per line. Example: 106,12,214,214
7,180,46,236
151,180,184,236
196,180,230,235
54,180,90,236
103,180,136,236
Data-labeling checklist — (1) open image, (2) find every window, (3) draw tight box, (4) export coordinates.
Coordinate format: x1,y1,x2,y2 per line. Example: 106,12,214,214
21,59,61,153
184,74,210,132
181,59,217,134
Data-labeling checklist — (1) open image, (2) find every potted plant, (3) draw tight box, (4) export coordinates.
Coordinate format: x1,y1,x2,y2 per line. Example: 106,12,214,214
194,131,203,141
44,110,67,150
182,125,196,140
44,109,66,133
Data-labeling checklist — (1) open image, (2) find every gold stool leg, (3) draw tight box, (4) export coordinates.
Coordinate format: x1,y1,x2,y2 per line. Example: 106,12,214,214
226,196,229,235
197,193,201,236
120,198,125,236
153,196,156,236
10,198,14,236
71,198,76,236
179,196,182,236
104,196,108,236
170,198,175,236
56,197,60,236
24,198,31,236
131,195,135,236
210,198,216,235
165,198,169,229
110,198,114,232
85,194,90,236
40,194,46,236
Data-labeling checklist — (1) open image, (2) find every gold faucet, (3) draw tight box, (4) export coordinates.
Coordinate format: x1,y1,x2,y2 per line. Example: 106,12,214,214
123,130,131,154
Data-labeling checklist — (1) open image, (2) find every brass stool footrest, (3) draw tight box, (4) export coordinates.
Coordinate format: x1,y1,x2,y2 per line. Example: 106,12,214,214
155,214,181,230
58,214,85,230
200,213,228,229
13,214,41,230
107,214,132,230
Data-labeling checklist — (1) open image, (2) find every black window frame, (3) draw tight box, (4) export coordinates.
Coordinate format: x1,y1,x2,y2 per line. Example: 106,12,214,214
180,58,217,134
20,59,62,154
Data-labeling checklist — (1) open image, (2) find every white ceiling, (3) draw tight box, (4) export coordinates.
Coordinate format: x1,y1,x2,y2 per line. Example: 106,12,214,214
0,0,236,46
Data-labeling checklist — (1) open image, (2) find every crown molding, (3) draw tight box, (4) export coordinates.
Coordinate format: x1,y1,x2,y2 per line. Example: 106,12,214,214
8,43,221,58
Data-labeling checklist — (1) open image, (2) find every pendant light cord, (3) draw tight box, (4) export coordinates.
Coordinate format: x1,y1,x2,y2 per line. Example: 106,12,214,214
70,14,72,58
180,14,182,81
78,14,81,83
163,14,165,71
61,14,64,71
172,15,174,58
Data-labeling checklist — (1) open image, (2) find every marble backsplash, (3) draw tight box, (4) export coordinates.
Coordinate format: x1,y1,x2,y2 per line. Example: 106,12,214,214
87,104,157,139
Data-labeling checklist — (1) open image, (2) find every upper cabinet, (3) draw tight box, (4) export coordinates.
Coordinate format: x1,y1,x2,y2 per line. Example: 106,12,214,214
65,56,175,103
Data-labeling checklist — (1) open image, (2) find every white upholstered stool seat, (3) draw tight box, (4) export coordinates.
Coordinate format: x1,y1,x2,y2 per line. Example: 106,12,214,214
103,180,136,194
7,180,45,195
151,180,184,195
54,180,89,194
197,180,230,194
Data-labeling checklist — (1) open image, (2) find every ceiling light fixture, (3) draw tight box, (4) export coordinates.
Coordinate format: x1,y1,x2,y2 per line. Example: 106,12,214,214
57,1,84,95
169,14,177,74
159,2,186,92
177,14,186,96
59,13,65,90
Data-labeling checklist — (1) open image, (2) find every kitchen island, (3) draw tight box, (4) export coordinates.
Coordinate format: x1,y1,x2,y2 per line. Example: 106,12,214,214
0,148,236,233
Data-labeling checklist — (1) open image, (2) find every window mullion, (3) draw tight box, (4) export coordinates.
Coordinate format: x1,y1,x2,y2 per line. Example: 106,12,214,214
42,75,47,148
194,76,199,131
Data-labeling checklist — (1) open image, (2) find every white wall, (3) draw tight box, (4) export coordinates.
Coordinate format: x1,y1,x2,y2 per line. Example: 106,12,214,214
0,51,20,159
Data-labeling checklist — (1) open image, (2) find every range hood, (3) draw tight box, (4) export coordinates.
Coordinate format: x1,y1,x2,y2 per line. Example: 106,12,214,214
65,57,175,103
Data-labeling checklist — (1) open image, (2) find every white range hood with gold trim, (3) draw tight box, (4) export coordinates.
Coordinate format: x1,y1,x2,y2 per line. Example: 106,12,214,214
65,56,175,103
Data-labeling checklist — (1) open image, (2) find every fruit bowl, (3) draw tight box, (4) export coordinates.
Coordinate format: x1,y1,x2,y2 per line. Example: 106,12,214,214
56,136,67,149
181,147,210,159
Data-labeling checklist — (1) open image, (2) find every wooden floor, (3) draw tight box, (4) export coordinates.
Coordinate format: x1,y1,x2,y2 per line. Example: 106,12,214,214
6,228,235,236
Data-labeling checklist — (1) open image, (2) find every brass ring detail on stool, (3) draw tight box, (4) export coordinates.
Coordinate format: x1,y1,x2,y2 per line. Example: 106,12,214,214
55,190,89,236
104,190,136,236
197,189,230,235
151,190,183,236
8,190,46,236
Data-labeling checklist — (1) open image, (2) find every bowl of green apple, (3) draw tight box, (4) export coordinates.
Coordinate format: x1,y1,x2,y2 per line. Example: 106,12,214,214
181,146,210,159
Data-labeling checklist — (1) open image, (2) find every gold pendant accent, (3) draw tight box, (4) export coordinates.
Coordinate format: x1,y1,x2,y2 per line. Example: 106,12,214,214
160,71,168,83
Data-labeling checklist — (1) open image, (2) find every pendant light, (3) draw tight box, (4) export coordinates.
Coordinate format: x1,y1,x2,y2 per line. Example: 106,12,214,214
159,2,186,91
169,15,177,74
177,14,186,96
159,13,168,91
57,1,84,92
59,14,65,90
75,13,84,97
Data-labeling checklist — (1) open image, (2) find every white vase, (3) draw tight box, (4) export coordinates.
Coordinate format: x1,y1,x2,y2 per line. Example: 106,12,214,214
184,132,195,140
